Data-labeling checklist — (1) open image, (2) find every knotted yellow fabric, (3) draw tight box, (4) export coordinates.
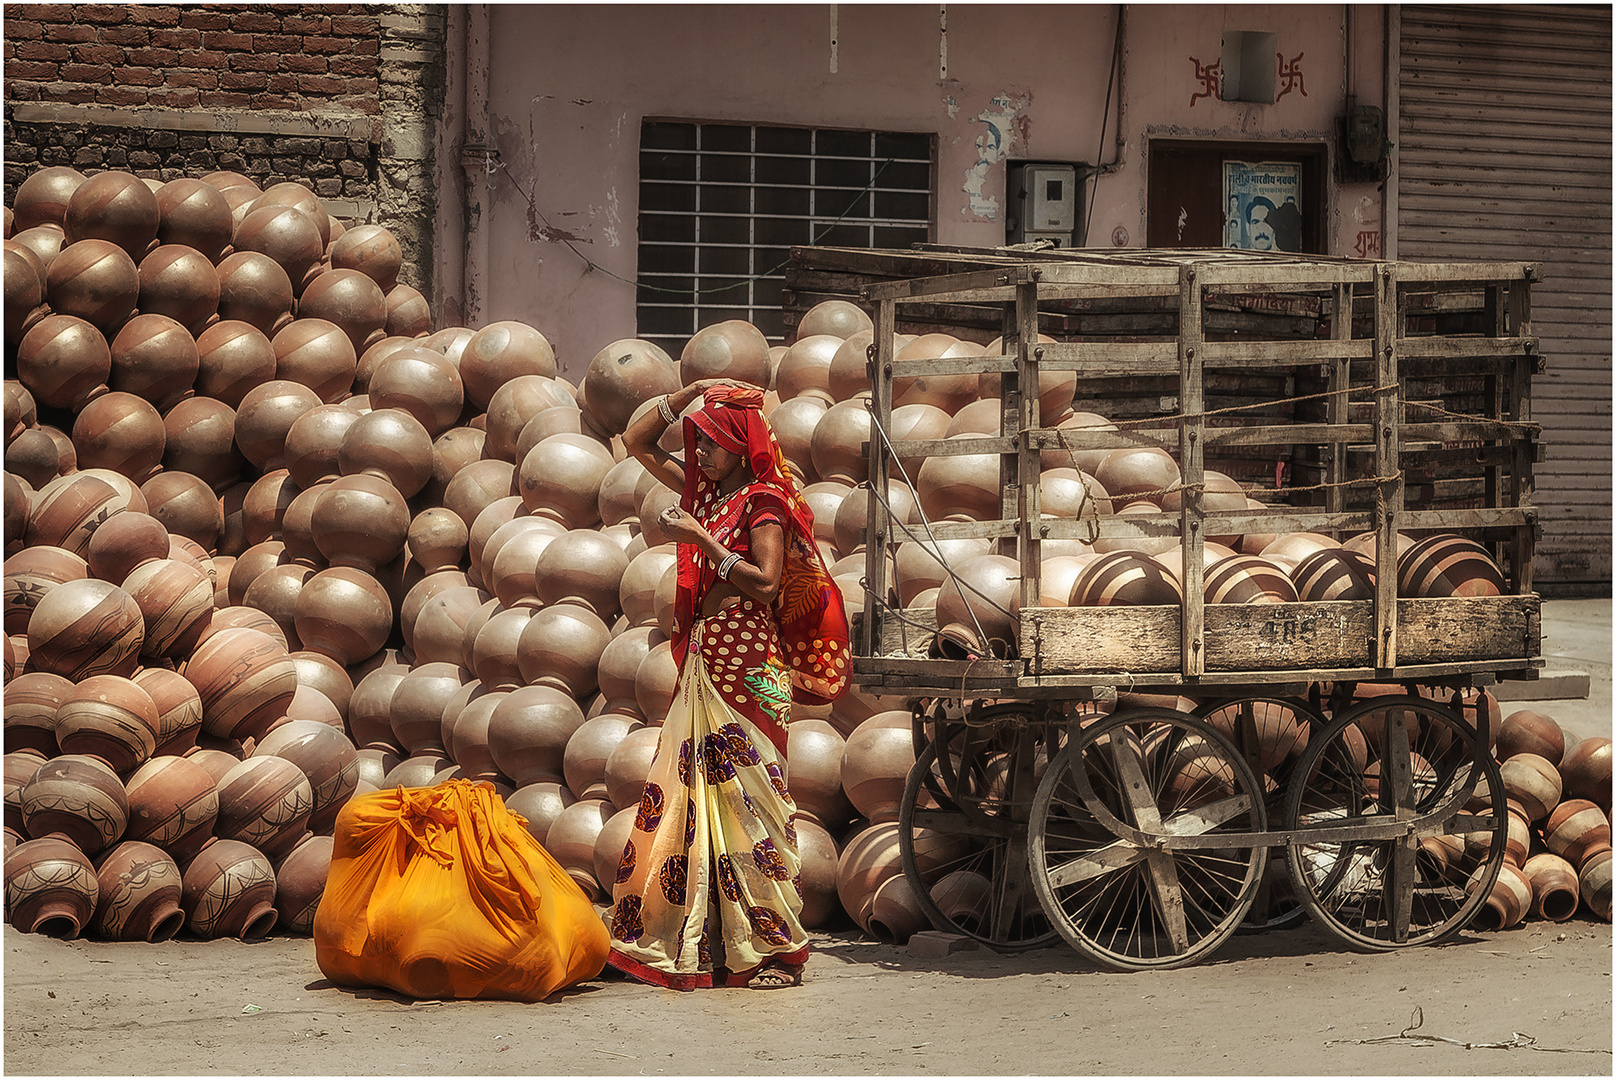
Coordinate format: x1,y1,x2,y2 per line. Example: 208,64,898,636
315,780,608,1002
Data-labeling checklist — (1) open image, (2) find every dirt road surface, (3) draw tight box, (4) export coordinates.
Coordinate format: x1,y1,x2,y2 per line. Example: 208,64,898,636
4,911,1609,1076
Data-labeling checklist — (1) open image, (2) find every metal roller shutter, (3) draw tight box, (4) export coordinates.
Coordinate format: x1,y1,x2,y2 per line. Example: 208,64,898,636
1398,4,1612,591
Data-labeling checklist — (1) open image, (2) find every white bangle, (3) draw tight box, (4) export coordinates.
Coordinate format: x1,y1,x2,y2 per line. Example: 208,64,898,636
716,552,742,580
657,395,678,424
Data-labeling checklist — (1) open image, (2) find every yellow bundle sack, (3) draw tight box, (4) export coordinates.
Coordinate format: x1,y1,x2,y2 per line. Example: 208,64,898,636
314,780,609,1002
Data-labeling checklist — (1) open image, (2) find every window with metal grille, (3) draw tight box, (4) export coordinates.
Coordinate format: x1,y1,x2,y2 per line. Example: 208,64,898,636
636,121,935,351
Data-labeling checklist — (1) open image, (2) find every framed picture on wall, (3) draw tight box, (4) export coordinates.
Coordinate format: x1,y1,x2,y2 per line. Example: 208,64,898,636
1224,161,1303,252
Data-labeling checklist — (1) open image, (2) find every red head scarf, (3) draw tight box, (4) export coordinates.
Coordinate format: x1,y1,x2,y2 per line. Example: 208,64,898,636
673,385,849,704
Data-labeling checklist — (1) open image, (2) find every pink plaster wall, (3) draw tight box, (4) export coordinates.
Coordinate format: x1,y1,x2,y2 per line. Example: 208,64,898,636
468,4,1385,376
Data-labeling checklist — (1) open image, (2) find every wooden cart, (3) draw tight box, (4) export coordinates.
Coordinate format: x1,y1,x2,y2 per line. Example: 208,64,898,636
848,248,1543,970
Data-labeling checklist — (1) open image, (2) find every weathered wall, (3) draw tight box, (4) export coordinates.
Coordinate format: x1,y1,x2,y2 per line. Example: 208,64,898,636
1,2,443,296
464,3,1383,374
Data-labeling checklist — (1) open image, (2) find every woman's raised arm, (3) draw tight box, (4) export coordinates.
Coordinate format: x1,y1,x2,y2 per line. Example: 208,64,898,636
622,379,734,493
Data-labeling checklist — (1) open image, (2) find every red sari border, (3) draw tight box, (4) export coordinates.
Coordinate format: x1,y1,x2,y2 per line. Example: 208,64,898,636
606,943,811,992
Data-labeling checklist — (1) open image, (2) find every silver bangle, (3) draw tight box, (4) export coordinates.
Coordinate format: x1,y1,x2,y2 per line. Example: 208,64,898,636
657,394,678,424
716,552,742,580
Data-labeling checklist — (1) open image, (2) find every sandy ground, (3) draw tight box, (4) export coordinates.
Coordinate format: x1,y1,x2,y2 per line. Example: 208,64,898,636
5,599,1610,1076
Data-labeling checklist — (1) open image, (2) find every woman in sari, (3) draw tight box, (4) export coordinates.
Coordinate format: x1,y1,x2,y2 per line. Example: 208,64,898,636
607,380,849,990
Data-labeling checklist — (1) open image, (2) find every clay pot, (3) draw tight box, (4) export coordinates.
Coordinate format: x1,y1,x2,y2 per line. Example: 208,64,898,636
460,321,557,408
310,473,409,575
1503,804,1533,867
1466,860,1528,931
2,751,43,833
442,459,517,535
516,603,612,697
505,781,575,848
835,821,906,931
545,797,615,901
1520,852,1580,922
769,396,829,483
161,397,245,494
840,711,916,824
63,170,159,258
5,837,99,938
136,244,220,335
180,838,278,939
47,238,140,333
483,375,573,461
1203,699,1308,775
154,178,233,261
294,567,393,668
787,719,854,829
595,625,663,717
27,577,144,680
297,269,386,359
485,685,587,787
133,667,206,757
464,496,524,579
534,529,630,620
893,536,990,608
3,242,49,349
123,754,219,864
6,545,90,634
581,339,682,436
3,671,71,757
54,673,158,774
13,166,88,232
121,556,214,660
410,585,488,668
234,204,323,293
563,712,642,802
240,563,314,648
1397,534,1506,598
1500,752,1562,824
268,317,355,404
1545,800,1611,867
252,720,359,835
1561,737,1613,816
603,724,662,812
183,626,298,743
1496,710,1566,768
406,508,468,576
1579,848,1612,920
90,840,186,942
867,872,928,945
1094,447,1181,507
1203,555,1298,604
773,333,843,404
281,403,359,489
270,832,331,935
234,379,322,472
618,546,677,629
1291,548,1377,602
108,312,201,413
19,754,128,855
383,283,432,337
588,804,637,893
470,606,531,691
17,313,112,412
383,661,461,755
916,436,1002,522
833,482,917,560
807,398,873,484
679,319,770,388
336,407,434,500
69,391,165,482
214,253,294,339
595,457,647,529
825,329,877,402
1071,550,1185,608
213,756,314,863
6,428,61,490
381,753,453,790
933,553,1020,658
193,320,276,409
368,345,464,437
352,748,402,796
980,334,1075,420
634,639,680,722
329,222,402,292
519,433,614,527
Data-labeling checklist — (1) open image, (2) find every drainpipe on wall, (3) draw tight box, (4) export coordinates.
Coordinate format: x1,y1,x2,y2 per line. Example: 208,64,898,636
435,6,468,325
460,3,493,328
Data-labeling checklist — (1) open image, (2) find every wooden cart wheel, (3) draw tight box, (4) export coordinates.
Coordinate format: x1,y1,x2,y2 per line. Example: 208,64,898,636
1028,708,1268,971
1281,695,1507,951
1192,695,1323,934
898,727,1060,952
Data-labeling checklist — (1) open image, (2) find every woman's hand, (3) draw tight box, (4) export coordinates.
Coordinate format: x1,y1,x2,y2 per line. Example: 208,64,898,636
658,505,710,545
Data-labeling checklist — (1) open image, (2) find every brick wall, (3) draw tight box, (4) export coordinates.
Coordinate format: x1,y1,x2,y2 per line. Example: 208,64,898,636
2,4,380,113
2,4,444,298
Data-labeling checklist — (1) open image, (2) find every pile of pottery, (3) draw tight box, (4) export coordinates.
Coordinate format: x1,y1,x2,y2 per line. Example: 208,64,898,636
1476,708,1612,928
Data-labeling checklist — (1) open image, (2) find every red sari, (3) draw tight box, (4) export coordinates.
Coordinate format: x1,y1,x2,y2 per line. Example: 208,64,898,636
606,387,848,989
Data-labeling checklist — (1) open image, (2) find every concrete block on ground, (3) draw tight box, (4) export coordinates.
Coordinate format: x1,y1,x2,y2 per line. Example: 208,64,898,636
907,931,982,959
1495,668,1591,703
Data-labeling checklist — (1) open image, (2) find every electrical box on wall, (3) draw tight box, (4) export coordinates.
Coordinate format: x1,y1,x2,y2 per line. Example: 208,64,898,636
1006,162,1083,247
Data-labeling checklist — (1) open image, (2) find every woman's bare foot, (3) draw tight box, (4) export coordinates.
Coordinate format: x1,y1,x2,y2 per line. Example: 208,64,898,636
747,962,803,989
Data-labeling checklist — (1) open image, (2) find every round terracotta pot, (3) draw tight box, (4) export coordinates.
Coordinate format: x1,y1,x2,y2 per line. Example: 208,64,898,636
297,268,386,359
64,170,160,258
5,837,99,938
330,223,403,293
794,817,843,929
835,821,905,932
788,719,855,830
180,837,278,939
213,755,314,863
383,283,432,338
381,661,460,756
399,570,472,654
136,244,220,337
442,459,517,536
381,753,453,790
410,585,488,668
602,724,662,812
505,781,575,848
133,667,206,757
234,379,323,473
215,252,294,339
916,436,1002,523
13,166,88,233
251,720,359,835
840,711,916,824
1496,709,1566,768
580,339,681,436
336,403,435,497
484,518,564,609
6,545,90,635
1561,736,1613,817
310,473,409,575
294,566,393,668
1578,847,1612,920
162,398,246,495
91,839,186,942
123,753,219,865
563,712,642,803
545,797,615,901
1397,533,1506,599
518,432,614,528
634,639,680,723
934,553,1020,659
679,319,770,389
368,345,464,438
155,178,233,261
26,473,132,561
515,603,612,698
17,313,112,412
273,832,334,934
868,871,929,945
19,754,129,856
26,577,144,680
3,671,72,758
110,310,203,411
486,684,588,787
182,626,297,744
1500,752,1562,824
1521,852,1581,922
533,530,630,621
55,673,159,774
596,625,664,717
469,606,531,691
891,334,978,413
406,508,468,576
47,238,141,333
1545,799,1611,867
122,557,214,660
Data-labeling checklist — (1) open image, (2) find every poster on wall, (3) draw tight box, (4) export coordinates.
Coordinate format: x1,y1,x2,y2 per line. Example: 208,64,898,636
1224,161,1303,252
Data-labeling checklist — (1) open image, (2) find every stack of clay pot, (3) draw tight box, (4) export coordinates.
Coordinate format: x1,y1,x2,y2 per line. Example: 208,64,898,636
1469,708,1612,929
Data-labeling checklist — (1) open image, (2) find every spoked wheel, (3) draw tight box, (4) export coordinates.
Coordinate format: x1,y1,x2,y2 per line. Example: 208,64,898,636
1194,695,1323,934
1281,694,1507,951
898,716,1060,952
1029,708,1268,971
